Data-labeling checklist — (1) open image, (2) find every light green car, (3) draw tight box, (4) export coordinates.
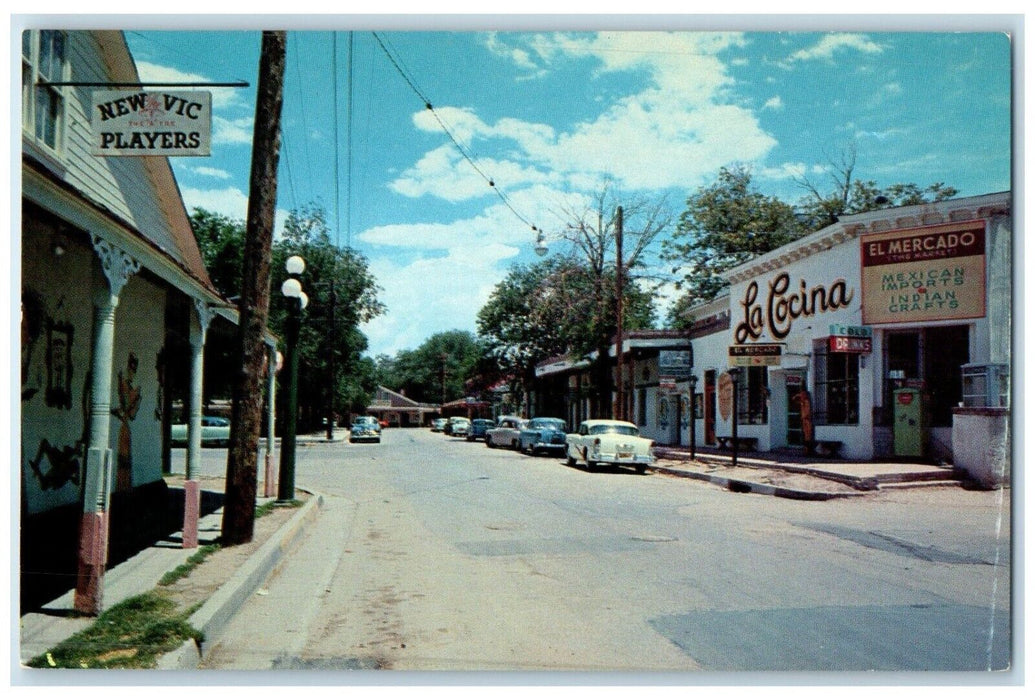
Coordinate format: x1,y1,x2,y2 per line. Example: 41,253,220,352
170,416,231,447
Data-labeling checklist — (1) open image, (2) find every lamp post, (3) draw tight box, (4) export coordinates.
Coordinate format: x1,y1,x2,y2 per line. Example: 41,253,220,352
688,372,698,461
278,255,308,502
728,367,741,467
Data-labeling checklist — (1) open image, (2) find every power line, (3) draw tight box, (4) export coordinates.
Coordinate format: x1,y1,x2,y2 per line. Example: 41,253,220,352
370,31,542,238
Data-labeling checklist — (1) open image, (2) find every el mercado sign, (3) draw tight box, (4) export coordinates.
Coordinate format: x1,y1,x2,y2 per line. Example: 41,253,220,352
91,90,212,157
860,220,986,324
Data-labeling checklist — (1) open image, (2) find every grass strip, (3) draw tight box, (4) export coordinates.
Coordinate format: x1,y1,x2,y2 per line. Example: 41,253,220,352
26,592,201,669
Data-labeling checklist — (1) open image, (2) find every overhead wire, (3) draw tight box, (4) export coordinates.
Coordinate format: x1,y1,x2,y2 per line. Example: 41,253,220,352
370,31,542,237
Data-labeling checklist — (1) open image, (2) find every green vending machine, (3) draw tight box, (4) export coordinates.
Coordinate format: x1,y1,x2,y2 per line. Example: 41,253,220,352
893,387,927,457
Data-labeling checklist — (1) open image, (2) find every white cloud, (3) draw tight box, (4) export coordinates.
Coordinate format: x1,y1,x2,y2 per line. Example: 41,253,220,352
763,95,784,111
179,184,290,237
212,115,254,146
192,165,232,179
133,61,244,111
785,34,884,64
392,31,775,200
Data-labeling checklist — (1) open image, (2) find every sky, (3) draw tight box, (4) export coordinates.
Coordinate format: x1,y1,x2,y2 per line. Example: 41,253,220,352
111,20,1014,359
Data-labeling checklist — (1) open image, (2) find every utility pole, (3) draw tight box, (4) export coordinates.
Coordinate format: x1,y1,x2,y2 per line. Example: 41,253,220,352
613,206,624,421
222,31,287,545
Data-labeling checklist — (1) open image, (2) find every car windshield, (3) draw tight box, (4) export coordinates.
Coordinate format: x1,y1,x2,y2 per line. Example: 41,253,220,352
529,418,565,430
588,424,639,437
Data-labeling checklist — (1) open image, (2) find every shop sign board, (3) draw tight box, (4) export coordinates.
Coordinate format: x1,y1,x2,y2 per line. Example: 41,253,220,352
728,343,783,367
91,90,212,156
659,350,692,379
861,220,986,324
829,324,872,338
828,336,873,353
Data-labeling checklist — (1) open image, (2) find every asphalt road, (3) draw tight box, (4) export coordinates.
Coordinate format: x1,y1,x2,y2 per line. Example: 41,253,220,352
183,428,1012,675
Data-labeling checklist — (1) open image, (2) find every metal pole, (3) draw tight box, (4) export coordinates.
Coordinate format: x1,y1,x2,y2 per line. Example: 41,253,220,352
730,368,740,467
325,281,336,441
614,206,624,421
278,300,301,502
689,374,697,461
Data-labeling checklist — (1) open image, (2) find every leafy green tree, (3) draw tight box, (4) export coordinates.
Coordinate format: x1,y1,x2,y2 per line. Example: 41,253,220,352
662,164,801,325
382,331,483,404
190,208,247,298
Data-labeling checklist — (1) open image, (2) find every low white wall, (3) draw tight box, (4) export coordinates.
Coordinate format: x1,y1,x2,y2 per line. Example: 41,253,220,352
951,408,1010,488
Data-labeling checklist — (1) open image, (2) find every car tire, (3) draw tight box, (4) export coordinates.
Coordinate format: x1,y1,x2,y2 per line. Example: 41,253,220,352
636,465,647,475
565,448,577,467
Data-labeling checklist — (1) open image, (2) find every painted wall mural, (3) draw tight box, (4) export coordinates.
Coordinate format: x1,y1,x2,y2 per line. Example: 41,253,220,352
113,352,142,492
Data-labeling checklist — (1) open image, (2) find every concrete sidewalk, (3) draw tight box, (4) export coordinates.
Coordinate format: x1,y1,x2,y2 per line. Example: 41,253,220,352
18,489,323,668
653,445,967,499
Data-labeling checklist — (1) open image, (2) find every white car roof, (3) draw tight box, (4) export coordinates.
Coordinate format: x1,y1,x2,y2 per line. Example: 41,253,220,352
580,419,638,429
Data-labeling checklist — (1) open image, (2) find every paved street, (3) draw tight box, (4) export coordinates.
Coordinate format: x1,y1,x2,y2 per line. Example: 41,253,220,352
183,429,1011,673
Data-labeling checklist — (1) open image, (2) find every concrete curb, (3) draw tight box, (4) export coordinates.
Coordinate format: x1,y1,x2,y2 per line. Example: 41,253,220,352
156,489,324,669
651,465,867,501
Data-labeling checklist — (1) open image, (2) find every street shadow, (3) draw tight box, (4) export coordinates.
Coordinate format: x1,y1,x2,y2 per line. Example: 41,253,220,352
20,480,225,614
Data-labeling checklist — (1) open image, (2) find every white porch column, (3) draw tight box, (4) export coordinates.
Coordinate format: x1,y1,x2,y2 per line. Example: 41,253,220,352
74,235,139,615
183,299,214,549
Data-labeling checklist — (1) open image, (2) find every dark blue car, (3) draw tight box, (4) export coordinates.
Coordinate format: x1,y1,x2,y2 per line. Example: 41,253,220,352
467,418,495,442
517,417,568,455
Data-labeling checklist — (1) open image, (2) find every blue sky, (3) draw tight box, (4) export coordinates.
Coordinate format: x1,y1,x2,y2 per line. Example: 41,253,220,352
119,24,1012,358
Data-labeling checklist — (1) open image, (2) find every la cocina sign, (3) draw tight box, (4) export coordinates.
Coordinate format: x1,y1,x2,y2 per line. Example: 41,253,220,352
734,272,854,344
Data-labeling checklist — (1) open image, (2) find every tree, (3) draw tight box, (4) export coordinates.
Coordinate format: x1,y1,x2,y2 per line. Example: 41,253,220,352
190,208,246,299
381,331,483,404
662,164,801,325
551,185,668,417
795,143,959,231
270,204,385,431
476,258,578,413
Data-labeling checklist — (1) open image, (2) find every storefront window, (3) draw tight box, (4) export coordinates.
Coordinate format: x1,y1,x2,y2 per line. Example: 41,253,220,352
735,366,768,425
813,341,860,425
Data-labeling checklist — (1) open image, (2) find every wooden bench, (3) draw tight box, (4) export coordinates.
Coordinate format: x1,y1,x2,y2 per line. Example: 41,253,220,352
807,440,843,458
715,436,759,451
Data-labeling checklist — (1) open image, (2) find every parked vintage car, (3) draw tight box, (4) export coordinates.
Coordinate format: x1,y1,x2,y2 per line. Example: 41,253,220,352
446,417,471,438
467,418,495,442
485,415,527,449
430,417,448,432
349,416,382,443
517,417,568,455
565,419,655,473
170,416,231,447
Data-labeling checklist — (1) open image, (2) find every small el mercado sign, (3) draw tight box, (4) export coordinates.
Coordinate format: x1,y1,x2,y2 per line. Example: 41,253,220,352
728,343,783,367
91,90,212,157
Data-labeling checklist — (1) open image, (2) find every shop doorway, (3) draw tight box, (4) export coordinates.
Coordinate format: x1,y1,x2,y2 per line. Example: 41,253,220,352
785,372,807,446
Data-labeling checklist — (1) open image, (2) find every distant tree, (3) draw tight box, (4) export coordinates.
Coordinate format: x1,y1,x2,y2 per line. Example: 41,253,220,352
794,143,959,231
661,164,802,326
383,331,483,405
552,184,668,417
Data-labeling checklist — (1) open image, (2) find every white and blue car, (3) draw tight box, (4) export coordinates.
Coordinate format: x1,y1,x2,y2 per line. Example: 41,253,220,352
517,417,568,456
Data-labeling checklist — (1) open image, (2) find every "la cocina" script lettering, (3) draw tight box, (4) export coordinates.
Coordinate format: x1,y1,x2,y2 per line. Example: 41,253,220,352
734,272,855,343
